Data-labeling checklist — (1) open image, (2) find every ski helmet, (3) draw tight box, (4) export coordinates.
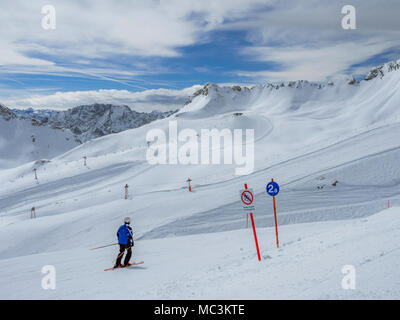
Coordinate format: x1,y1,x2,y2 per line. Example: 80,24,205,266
124,217,131,224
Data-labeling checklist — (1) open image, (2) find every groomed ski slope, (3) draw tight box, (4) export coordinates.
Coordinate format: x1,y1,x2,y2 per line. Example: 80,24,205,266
1,207,399,299
0,61,400,299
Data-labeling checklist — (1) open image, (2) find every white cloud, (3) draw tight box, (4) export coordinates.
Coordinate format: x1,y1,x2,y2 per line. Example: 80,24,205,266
239,39,398,81
4,86,202,112
0,0,399,85
234,0,400,81
0,0,268,74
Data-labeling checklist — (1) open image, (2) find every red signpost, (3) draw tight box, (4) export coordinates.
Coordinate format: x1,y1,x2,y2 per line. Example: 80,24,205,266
241,183,261,261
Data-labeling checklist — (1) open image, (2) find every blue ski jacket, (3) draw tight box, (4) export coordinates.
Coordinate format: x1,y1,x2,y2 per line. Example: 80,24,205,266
117,224,133,245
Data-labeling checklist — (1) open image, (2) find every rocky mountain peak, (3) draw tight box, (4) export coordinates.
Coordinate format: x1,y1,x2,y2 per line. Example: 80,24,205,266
0,104,17,121
364,59,400,81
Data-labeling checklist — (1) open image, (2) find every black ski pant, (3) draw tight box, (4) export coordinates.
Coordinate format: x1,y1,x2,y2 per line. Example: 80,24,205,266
116,244,132,266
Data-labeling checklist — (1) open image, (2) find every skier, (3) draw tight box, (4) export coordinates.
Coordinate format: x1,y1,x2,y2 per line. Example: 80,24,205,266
114,217,134,268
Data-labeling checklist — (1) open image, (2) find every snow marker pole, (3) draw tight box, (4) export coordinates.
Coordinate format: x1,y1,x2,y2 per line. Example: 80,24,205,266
90,243,118,250
273,195,279,248
271,179,279,248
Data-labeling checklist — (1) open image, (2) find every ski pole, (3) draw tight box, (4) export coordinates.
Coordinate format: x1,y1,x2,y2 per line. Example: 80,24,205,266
114,250,126,263
113,244,133,263
90,243,118,250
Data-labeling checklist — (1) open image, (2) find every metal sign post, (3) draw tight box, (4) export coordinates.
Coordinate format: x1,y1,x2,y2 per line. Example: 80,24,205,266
124,184,129,199
30,207,36,219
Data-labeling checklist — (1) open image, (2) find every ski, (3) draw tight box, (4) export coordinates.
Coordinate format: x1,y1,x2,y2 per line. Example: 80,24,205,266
104,261,144,271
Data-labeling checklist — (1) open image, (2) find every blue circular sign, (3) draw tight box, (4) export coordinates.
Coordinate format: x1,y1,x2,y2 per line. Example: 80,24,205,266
266,181,279,196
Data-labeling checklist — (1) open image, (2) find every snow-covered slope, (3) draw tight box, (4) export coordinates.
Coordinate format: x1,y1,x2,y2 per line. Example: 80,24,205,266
0,60,400,299
1,206,399,299
0,104,80,169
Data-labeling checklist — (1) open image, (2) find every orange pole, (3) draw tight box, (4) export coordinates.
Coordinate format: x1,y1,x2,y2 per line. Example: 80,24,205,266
273,196,279,248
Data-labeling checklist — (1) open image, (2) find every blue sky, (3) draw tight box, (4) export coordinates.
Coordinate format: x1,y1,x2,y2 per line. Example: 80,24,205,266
0,0,399,111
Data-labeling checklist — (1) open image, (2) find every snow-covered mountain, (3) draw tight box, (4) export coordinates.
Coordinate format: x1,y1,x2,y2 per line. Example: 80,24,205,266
24,104,176,142
0,104,80,169
1,59,400,299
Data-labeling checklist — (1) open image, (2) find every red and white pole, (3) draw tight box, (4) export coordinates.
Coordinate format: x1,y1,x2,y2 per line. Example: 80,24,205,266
250,213,261,261
244,183,261,261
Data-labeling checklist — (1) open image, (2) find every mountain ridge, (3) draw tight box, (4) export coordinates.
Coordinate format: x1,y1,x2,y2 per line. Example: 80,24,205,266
12,104,177,142
184,59,400,105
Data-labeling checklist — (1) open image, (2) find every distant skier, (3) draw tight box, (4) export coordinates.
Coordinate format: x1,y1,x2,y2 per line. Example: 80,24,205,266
114,217,134,268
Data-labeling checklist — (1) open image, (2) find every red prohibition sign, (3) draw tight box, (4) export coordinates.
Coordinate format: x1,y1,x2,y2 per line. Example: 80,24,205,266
241,190,253,205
